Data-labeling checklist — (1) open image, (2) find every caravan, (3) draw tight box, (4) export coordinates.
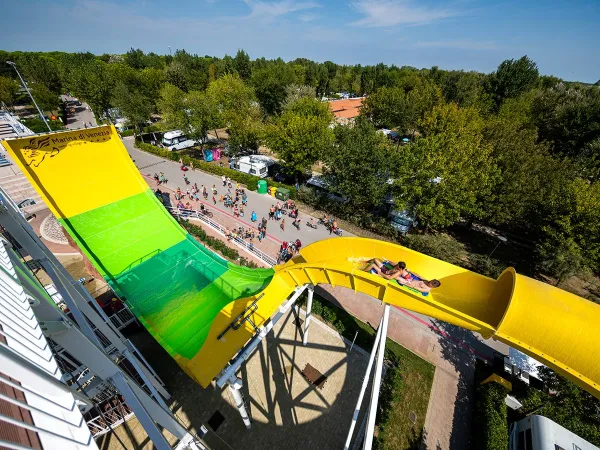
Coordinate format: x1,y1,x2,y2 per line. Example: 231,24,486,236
230,155,276,178
161,130,206,151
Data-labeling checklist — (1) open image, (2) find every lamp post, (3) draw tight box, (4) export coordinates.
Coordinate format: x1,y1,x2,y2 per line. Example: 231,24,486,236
6,61,52,132
488,235,508,260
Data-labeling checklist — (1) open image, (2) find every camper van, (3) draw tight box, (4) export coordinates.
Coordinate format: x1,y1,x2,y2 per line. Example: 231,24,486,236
509,415,598,450
161,130,204,151
230,155,276,178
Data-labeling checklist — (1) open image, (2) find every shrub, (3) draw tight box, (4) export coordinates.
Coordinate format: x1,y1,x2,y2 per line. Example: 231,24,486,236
120,129,135,137
311,299,323,316
402,233,466,266
334,319,345,335
473,382,509,450
135,141,297,197
178,218,258,267
322,306,336,323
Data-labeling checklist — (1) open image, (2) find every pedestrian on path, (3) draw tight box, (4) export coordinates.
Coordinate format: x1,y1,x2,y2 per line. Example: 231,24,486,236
251,211,257,222
222,175,226,186
280,219,285,232
212,195,216,205
190,161,194,171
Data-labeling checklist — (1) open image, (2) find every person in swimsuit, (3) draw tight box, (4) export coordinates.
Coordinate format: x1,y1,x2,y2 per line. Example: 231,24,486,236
397,276,441,293
364,259,406,280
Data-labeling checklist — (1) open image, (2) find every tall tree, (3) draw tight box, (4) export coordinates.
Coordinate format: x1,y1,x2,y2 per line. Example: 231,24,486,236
68,59,114,118
282,84,316,109
157,83,188,131
395,104,498,229
186,91,218,143
265,97,333,174
251,63,297,115
323,116,393,209
233,49,251,80
487,56,539,106
112,82,152,136
0,76,20,110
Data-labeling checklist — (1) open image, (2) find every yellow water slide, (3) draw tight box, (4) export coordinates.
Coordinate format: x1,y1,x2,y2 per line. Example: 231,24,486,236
3,127,599,398
194,238,600,398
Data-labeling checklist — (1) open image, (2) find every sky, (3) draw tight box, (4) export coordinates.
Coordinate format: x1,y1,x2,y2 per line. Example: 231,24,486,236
1,0,599,83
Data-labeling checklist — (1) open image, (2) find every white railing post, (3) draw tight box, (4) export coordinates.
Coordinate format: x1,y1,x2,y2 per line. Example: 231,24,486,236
363,303,390,450
303,285,314,346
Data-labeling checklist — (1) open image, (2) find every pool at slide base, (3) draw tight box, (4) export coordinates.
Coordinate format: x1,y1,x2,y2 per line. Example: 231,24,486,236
3,125,600,397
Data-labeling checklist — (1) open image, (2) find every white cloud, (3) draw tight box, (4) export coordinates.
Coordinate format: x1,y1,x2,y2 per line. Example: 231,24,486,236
413,39,498,50
243,0,321,19
351,0,457,27
299,13,321,22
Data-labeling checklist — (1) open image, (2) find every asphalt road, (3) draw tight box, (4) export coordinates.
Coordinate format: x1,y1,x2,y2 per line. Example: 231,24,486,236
60,94,97,130
122,137,351,247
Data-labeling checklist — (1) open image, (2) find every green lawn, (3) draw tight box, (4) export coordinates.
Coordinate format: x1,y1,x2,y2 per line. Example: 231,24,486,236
300,292,435,450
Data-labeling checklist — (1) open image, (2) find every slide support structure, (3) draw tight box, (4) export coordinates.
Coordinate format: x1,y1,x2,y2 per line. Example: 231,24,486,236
363,304,390,450
228,377,251,430
216,284,308,389
344,315,384,450
303,285,314,346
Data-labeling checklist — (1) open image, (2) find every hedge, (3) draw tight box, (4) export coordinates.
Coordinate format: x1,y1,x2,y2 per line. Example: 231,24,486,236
472,382,509,450
135,141,297,198
177,217,258,268
120,129,135,137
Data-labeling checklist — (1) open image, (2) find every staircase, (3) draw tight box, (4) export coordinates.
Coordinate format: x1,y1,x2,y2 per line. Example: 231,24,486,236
0,171,47,214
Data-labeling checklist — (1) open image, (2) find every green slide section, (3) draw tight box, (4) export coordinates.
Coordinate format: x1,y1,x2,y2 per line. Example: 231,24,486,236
58,188,274,359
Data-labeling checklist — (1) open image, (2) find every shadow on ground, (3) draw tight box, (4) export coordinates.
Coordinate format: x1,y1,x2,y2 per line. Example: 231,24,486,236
427,320,478,450
105,307,369,450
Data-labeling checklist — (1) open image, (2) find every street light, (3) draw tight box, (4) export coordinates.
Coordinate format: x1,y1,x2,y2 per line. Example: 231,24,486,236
488,235,508,260
6,61,52,132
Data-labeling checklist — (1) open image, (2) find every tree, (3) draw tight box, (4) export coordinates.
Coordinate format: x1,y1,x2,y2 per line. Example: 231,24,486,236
112,82,152,137
482,116,563,227
207,73,256,126
531,83,600,161
265,97,333,174
323,116,393,209
251,63,297,115
361,81,440,135
395,104,498,229
29,84,59,112
124,48,146,70
487,56,539,106
68,59,114,119
282,84,316,109
157,83,188,131
440,70,486,108
233,49,251,80
186,91,218,144
0,76,20,109
164,61,188,92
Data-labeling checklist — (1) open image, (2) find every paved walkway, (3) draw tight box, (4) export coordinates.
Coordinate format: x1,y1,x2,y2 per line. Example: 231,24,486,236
124,137,351,249
317,285,477,450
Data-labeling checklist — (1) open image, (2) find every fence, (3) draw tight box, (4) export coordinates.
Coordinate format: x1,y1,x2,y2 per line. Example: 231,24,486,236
86,398,135,437
167,206,278,266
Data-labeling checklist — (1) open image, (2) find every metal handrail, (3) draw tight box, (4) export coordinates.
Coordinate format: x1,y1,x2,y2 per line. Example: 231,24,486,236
167,205,278,266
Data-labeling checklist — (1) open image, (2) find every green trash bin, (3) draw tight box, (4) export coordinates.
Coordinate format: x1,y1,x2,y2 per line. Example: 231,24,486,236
275,187,290,201
257,179,268,194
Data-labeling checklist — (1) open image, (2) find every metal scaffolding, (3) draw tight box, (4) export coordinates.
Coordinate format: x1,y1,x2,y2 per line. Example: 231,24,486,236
0,186,208,449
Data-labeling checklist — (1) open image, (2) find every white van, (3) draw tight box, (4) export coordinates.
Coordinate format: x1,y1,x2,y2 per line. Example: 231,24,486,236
230,155,275,178
162,130,201,151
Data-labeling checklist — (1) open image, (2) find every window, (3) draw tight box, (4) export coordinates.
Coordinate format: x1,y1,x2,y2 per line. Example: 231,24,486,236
518,431,525,450
260,167,267,175
250,168,257,174
525,429,532,450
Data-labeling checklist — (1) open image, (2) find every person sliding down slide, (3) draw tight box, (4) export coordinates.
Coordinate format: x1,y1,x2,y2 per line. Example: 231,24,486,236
364,259,407,281
397,274,441,294
364,259,441,293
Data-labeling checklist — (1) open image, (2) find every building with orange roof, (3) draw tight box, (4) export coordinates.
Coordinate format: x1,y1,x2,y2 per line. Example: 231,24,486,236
328,98,364,125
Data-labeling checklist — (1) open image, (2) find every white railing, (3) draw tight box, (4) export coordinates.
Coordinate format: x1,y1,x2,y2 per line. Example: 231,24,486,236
86,399,135,437
167,206,278,266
